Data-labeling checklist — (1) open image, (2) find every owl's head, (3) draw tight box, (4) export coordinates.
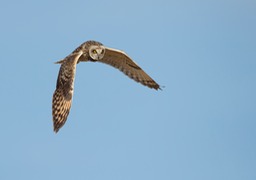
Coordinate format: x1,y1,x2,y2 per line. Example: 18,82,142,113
89,45,105,61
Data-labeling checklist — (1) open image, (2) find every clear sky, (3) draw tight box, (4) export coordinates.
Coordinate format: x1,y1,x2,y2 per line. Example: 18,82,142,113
0,0,255,180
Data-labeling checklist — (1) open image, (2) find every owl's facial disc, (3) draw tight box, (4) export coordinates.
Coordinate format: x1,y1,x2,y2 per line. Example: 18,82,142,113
89,45,105,61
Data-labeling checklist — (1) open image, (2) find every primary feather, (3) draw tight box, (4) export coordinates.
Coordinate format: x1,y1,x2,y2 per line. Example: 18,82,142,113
52,51,83,133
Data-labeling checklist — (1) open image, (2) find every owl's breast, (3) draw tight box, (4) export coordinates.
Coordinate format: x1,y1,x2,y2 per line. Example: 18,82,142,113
78,53,89,62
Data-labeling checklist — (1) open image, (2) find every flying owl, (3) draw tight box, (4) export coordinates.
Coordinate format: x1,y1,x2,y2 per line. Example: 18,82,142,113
52,40,160,133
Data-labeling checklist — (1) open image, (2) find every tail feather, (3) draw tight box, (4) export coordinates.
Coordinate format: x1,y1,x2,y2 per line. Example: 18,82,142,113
54,59,65,64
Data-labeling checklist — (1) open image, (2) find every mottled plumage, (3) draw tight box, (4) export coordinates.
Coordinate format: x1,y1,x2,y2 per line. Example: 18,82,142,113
52,51,83,132
72,40,160,90
52,40,160,133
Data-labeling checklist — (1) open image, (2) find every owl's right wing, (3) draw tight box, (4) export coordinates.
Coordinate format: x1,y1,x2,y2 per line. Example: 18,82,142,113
52,51,83,133
98,47,160,90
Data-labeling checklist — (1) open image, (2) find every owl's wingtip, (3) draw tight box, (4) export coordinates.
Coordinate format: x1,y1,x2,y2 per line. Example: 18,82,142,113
154,85,164,91
53,124,60,133
158,85,165,91
53,128,59,133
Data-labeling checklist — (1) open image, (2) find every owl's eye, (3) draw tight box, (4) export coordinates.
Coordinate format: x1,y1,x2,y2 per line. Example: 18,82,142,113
92,50,97,54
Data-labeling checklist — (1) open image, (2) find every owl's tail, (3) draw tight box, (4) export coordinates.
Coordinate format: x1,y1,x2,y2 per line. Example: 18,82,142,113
54,59,65,64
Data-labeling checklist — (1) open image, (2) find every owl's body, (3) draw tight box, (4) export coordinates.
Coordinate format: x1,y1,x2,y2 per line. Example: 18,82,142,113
52,40,160,133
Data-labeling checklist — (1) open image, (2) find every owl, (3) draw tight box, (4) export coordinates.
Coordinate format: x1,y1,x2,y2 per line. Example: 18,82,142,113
52,40,160,133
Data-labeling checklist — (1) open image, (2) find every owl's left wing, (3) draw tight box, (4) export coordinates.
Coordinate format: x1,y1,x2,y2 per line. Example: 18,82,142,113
98,47,160,90
52,51,83,133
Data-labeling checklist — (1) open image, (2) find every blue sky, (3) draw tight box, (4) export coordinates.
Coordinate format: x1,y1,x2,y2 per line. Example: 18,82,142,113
0,0,255,179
